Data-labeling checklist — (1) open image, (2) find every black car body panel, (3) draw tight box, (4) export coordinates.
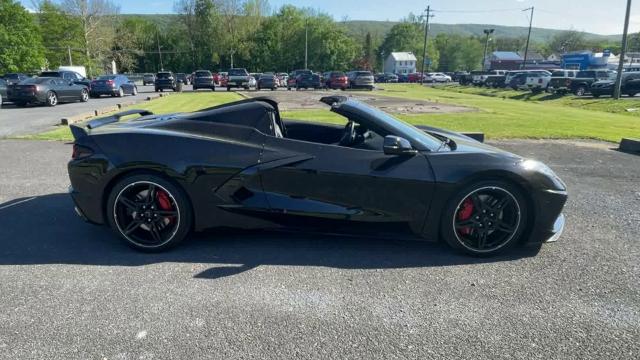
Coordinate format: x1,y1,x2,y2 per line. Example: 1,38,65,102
7,77,87,105
295,71,322,89
591,72,640,97
155,71,176,91
68,96,567,248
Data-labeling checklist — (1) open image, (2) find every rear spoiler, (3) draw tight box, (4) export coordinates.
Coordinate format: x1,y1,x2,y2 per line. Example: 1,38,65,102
69,109,154,140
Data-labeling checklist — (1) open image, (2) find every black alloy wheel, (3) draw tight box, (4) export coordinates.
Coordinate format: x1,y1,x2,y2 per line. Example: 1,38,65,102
107,175,192,251
442,182,527,256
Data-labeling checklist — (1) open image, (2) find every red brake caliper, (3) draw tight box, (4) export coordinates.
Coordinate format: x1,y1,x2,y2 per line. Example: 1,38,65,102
156,190,175,224
457,198,474,235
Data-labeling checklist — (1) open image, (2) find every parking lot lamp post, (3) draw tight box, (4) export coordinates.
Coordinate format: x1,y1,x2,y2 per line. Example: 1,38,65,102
156,31,164,71
304,19,308,69
614,0,632,100
482,29,494,71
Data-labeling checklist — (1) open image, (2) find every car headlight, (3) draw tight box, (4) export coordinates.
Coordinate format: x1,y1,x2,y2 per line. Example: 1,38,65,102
520,159,566,191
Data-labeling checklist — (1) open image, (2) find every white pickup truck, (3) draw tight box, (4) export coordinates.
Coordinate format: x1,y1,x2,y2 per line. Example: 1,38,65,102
523,70,553,93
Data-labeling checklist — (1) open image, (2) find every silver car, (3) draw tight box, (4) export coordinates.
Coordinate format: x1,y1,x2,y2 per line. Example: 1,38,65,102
348,71,375,90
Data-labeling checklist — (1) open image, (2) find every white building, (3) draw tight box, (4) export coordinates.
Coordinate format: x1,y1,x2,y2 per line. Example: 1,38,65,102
384,52,417,74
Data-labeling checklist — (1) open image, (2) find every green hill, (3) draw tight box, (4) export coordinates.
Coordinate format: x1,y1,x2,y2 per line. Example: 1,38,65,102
341,20,620,43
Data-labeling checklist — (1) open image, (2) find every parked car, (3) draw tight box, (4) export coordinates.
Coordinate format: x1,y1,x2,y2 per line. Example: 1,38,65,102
473,70,507,86
451,71,469,82
227,68,252,90
277,73,289,87
90,75,137,98
426,72,452,83
570,70,617,96
176,73,190,85
218,72,228,87
458,72,475,86
40,70,91,88
142,73,155,85
485,74,506,88
257,73,278,90
408,72,426,83
590,72,640,98
376,73,398,83
504,71,526,87
396,73,409,83
524,71,553,93
547,70,579,94
7,77,89,106
508,73,529,90
3,73,29,85
347,71,375,90
295,70,322,90
323,71,349,90
192,70,216,91
154,71,177,92
67,96,567,256
0,78,7,108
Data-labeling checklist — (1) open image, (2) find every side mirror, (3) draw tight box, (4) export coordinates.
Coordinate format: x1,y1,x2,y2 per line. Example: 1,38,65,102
69,81,74,86
383,135,417,156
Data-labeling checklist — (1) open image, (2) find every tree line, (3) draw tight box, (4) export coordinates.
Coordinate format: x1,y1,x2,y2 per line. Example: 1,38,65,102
1,0,637,76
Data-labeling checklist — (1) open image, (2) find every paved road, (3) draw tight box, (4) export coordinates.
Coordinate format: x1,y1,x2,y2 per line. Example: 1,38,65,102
0,85,240,138
0,139,638,359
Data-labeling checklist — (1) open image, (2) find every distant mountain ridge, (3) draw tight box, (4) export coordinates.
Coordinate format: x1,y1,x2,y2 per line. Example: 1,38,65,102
121,15,621,43
341,20,621,43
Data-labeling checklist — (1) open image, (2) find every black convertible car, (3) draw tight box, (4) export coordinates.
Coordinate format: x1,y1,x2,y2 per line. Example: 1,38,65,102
68,96,567,256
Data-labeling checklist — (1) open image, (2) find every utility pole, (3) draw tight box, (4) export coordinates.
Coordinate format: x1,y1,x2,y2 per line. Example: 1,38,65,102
156,31,163,71
521,7,534,70
482,29,495,71
304,19,308,69
614,0,633,100
230,49,235,68
67,46,73,66
420,5,434,84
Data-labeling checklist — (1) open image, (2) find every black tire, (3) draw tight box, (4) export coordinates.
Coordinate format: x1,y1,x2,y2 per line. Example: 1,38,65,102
193,86,198,91
46,91,58,107
592,93,600,98
155,88,159,92
574,86,587,96
15,102,27,107
211,86,215,91
106,173,193,252
227,86,231,91
80,89,89,102
440,180,529,257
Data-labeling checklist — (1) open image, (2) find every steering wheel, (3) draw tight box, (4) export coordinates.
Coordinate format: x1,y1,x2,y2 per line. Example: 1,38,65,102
338,121,357,146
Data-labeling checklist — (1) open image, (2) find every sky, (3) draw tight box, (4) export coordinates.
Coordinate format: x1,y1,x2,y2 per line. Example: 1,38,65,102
19,0,639,35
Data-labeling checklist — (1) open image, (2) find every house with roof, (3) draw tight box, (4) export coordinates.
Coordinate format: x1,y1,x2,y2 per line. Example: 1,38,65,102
517,51,545,64
485,51,523,70
384,52,417,74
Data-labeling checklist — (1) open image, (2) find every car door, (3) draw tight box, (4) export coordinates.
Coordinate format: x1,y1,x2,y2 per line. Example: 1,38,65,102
258,135,436,233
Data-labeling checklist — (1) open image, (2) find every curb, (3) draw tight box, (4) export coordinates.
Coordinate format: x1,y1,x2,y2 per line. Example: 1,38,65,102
60,93,168,126
619,138,640,154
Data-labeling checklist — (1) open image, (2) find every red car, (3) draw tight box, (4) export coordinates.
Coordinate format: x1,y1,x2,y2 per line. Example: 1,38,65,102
218,72,228,87
325,71,349,90
408,72,426,83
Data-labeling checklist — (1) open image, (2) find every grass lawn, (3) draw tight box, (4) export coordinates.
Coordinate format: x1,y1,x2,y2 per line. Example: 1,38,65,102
378,84,639,142
438,84,640,117
19,85,640,143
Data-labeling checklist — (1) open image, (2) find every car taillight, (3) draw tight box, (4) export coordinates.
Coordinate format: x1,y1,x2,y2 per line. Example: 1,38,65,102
72,144,93,159
107,80,115,86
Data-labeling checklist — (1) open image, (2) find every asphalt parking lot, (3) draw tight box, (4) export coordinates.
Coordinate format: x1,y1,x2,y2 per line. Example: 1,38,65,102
0,138,638,359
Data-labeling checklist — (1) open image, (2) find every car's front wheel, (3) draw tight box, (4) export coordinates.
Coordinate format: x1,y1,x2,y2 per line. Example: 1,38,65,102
106,174,193,252
46,91,58,106
80,89,89,102
441,181,528,256
575,86,587,96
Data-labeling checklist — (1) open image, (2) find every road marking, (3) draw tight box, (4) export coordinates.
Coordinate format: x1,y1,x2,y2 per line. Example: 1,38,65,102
0,196,37,210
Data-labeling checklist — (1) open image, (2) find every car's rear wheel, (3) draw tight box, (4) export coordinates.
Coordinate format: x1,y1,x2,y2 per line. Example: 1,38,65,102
80,89,89,102
132,87,138,96
107,174,192,252
441,181,528,256
575,86,587,96
46,91,58,106
117,87,124,97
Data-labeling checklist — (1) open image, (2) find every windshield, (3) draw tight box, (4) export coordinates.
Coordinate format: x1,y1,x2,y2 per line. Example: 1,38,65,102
98,76,116,80
346,101,443,151
576,71,594,78
157,72,172,79
228,69,248,76
551,71,566,76
195,71,211,77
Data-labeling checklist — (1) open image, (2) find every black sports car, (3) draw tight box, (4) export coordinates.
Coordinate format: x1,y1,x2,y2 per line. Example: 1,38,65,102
68,96,567,256
8,77,89,106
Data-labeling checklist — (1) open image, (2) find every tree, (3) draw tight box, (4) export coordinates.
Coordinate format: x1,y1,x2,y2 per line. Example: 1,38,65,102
35,0,86,68
0,0,45,73
61,0,119,75
548,30,587,54
378,21,439,71
434,34,483,72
